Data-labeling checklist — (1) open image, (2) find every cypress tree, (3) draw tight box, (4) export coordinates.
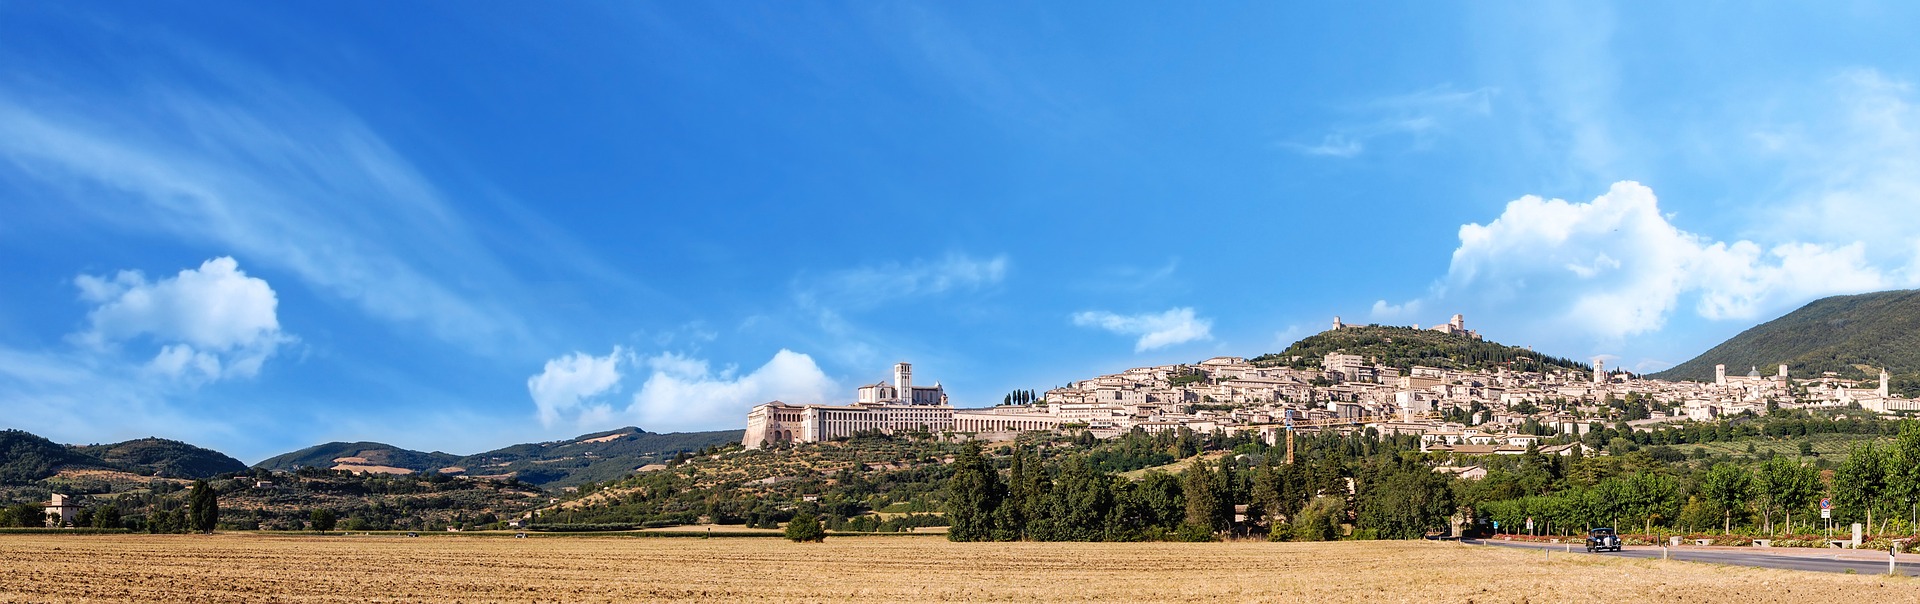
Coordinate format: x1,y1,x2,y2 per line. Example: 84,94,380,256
944,442,1003,541
187,479,218,533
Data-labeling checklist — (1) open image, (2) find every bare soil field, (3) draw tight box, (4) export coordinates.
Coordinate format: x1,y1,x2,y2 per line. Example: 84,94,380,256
0,533,1912,603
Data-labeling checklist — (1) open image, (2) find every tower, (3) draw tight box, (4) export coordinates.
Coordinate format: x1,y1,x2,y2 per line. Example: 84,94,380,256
1714,364,1726,386
1332,316,1344,330
1593,359,1605,384
1778,364,1789,380
1450,314,1465,330
894,362,913,403
1880,369,1891,398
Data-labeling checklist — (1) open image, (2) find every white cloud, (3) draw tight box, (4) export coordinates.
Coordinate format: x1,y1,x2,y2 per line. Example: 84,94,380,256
527,347,630,428
798,252,1009,311
625,350,836,432
1288,85,1497,158
0,62,535,353
74,257,292,383
1072,307,1214,352
1293,135,1364,158
526,348,837,432
1375,181,1899,341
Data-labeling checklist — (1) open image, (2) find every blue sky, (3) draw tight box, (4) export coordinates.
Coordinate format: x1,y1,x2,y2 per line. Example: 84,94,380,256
5,3,1920,462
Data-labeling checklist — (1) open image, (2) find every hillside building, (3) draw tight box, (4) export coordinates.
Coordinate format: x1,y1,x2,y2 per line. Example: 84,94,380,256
743,363,954,448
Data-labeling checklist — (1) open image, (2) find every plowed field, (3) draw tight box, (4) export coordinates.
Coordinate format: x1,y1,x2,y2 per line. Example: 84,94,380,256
0,534,1910,602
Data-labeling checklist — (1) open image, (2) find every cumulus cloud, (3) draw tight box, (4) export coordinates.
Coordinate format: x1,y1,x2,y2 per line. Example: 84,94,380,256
526,348,837,432
1374,181,1898,341
527,347,630,428
1072,307,1214,352
627,350,837,432
74,257,292,383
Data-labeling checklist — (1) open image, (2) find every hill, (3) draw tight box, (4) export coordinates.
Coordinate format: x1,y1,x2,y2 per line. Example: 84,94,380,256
0,430,119,484
68,437,247,479
455,427,745,487
251,442,462,475
252,428,745,487
1650,289,1920,396
1250,325,1590,373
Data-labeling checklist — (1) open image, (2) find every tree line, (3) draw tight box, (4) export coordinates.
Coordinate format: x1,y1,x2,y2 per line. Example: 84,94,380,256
943,429,1456,542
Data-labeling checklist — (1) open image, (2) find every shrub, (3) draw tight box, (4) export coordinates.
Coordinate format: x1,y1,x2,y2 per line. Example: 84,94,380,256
785,513,825,543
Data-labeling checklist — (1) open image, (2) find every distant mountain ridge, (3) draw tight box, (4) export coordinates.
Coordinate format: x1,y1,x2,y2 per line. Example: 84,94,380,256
1,426,741,489
1650,289,1920,396
251,427,744,487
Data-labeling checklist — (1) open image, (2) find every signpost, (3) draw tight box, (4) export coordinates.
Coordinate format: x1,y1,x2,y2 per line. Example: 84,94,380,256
1821,498,1833,539
1526,517,1534,536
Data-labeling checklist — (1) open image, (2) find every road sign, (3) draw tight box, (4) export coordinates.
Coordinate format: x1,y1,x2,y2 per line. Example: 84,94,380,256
1525,517,1534,531
1821,498,1832,510
1822,508,1832,519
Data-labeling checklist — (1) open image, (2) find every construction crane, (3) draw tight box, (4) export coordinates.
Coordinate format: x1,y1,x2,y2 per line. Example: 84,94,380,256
1266,413,1402,464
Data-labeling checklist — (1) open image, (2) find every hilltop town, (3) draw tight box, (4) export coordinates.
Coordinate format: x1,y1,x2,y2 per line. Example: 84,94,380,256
744,314,1918,454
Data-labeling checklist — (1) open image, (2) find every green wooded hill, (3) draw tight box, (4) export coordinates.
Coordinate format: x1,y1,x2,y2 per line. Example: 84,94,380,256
252,427,745,488
0,430,118,484
69,437,247,478
457,427,745,487
1250,325,1590,373
1650,289,1920,396
0,431,246,484
251,441,462,474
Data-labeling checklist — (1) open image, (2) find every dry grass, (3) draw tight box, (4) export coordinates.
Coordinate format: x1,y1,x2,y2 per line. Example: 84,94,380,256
0,534,1912,603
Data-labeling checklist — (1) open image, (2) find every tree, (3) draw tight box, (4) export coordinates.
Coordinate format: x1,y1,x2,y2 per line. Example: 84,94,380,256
188,479,218,533
1179,458,1223,535
1835,442,1889,531
943,442,1003,542
1047,456,1114,541
91,505,121,530
310,509,339,532
2,503,42,528
1290,496,1345,541
1756,457,1819,535
1356,464,1453,539
1889,420,1920,529
998,448,1044,541
784,512,825,542
1248,456,1281,530
1699,463,1752,533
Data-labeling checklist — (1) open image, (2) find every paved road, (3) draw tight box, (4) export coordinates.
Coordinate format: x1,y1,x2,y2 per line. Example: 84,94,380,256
1465,538,1919,576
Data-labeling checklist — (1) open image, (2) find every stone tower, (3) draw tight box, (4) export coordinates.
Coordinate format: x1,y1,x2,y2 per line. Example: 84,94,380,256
894,362,913,402
1881,369,1891,398
1332,316,1344,330
1715,364,1727,386
1593,358,1605,384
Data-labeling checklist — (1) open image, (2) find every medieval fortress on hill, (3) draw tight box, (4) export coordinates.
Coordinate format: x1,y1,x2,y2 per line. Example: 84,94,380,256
742,314,1916,451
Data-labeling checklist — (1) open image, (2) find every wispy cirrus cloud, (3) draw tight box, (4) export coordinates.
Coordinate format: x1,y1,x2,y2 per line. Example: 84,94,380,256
1072,307,1213,352
1285,85,1497,158
0,61,534,353
795,252,1008,311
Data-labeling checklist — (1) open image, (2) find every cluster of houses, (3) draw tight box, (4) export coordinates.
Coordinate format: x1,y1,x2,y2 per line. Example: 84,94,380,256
745,315,1916,460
